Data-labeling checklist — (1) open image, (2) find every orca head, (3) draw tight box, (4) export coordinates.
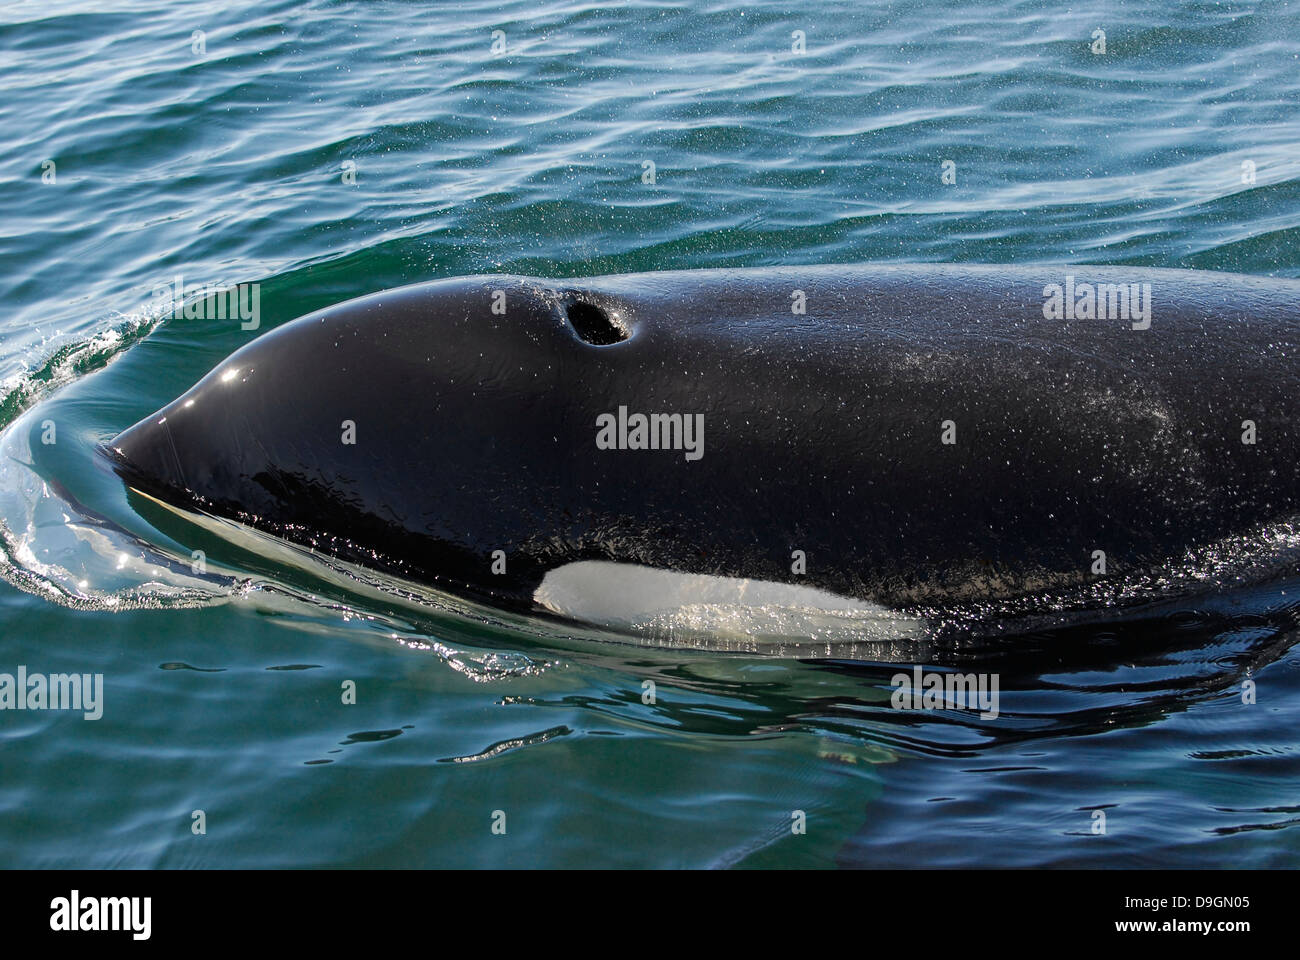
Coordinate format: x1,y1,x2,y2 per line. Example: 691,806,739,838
102,276,637,577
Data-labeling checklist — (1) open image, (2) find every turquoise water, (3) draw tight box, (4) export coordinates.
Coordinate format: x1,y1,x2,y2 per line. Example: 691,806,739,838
3,0,1300,868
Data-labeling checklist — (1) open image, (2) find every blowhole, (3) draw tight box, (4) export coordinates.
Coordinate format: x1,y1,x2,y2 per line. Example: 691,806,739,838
565,300,628,345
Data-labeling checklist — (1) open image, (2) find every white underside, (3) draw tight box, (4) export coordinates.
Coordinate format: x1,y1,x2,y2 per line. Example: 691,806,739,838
533,560,924,642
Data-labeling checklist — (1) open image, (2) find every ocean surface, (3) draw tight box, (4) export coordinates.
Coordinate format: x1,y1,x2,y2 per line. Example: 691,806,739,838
2,0,1300,868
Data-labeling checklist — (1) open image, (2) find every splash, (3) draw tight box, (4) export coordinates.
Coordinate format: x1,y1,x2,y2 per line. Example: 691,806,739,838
0,406,245,610
0,313,162,432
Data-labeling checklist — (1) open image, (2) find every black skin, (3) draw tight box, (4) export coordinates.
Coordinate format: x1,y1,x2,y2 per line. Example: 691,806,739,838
106,264,1300,616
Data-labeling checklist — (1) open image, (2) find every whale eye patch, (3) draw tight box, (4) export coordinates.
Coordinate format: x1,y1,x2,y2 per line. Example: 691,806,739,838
565,299,628,345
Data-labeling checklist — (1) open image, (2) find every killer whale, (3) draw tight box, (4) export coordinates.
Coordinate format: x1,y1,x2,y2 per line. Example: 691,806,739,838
105,264,1300,631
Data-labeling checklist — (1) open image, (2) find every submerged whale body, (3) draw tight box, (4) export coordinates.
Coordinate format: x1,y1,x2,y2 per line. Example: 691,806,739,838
106,264,1300,633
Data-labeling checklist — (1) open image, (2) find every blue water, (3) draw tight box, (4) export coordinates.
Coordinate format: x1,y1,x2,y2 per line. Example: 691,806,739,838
2,0,1300,868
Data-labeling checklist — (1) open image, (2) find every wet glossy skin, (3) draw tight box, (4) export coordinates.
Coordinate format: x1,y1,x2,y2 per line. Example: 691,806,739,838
107,264,1300,614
